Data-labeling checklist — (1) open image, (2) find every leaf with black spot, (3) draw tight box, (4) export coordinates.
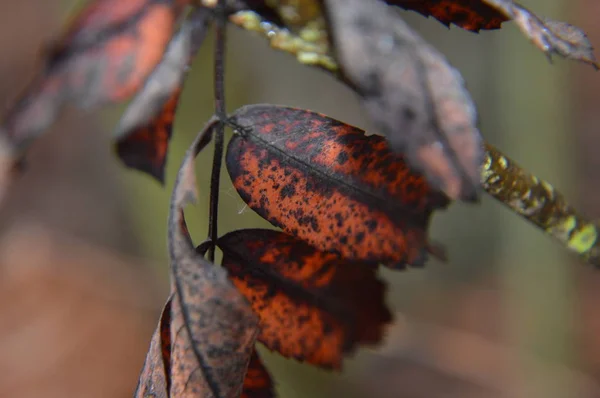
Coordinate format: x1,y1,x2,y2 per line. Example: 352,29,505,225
227,105,448,269
218,228,392,369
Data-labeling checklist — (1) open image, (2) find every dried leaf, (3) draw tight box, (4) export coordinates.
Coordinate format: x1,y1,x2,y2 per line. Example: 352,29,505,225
389,0,506,31
325,0,484,201
136,118,260,397
227,105,448,268
117,89,182,183
137,302,272,398
389,0,597,67
483,0,598,68
168,118,258,396
135,297,172,397
0,0,184,157
218,229,392,369
240,349,275,398
115,7,213,182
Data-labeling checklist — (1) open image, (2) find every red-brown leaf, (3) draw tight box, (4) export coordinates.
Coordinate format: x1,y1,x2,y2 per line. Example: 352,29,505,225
116,88,181,183
115,6,212,182
227,105,448,269
219,229,392,369
135,297,172,397
389,0,506,31
241,349,275,398
1,0,185,157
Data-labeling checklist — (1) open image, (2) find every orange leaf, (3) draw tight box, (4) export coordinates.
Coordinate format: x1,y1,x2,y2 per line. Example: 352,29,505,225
114,7,212,182
1,0,184,158
227,105,448,269
219,229,393,369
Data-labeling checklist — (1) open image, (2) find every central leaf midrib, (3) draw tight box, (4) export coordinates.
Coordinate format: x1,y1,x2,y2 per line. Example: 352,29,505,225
236,128,436,224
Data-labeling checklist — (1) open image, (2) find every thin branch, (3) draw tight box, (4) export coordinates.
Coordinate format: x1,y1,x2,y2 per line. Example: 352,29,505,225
208,0,227,262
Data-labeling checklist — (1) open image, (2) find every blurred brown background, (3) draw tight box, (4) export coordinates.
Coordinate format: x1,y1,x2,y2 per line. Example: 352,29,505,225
1,0,600,397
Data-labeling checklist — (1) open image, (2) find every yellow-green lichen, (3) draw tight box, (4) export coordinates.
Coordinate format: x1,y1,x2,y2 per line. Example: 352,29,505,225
230,10,337,72
567,223,598,254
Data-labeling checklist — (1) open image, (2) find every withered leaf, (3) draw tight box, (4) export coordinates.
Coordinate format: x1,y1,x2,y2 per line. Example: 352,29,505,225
227,105,449,269
241,349,275,398
218,229,392,369
483,0,598,68
389,0,597,67
135,296,173,397
115,6,213,182
0,0,185,158
325,0,484,201
388,0,506,31
135,118,260,397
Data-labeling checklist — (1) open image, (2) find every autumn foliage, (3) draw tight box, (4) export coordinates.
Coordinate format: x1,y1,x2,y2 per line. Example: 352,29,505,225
0,0,598,397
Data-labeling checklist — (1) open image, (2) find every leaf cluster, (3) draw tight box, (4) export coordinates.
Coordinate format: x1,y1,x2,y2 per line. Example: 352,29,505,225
0,0,598,396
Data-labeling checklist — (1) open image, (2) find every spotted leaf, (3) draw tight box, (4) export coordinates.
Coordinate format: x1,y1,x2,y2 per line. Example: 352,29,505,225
218,229,392,369
227,105,449,268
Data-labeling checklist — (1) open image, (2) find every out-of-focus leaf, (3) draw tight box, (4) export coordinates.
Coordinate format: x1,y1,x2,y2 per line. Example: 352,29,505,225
0,0,185,158
218,229,392,369
325,0,484,201
390,0,597,66
389,0,506,31
115,6,213,182
312,0,597,67
136,118,260,397
482,0,598,67
117,89,181,183
135,297,172,397
227,104,448,269
240,349,275,398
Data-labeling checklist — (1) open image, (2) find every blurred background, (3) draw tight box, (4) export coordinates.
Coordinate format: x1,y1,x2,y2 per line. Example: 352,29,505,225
1,0,600,397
